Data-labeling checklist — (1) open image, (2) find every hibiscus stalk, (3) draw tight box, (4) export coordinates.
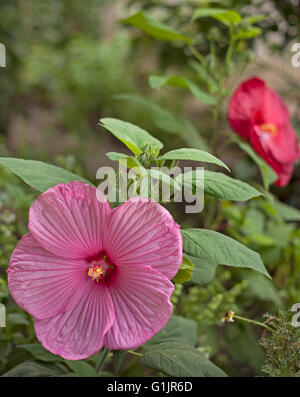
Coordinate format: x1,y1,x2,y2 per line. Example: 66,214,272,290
234,314,274,333
128,350,143,358
189,45,206,67
95,347,110,373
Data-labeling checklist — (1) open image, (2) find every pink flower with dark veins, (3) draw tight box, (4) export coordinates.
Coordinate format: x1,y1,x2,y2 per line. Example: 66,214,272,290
8,182,182,360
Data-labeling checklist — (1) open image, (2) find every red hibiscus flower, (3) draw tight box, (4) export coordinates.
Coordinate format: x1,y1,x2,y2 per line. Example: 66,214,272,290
228,77,300,186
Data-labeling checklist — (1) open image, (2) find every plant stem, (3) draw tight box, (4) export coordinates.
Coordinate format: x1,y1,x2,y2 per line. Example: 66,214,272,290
95,347,109,373
128,350,142,358
234,314,274,333
189,45,206,66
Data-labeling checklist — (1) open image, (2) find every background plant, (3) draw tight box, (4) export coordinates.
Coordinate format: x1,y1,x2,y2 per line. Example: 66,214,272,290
0,0,299,377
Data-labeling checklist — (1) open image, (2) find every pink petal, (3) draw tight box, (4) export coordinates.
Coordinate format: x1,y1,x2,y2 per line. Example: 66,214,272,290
103,198,182,279
104,265,174,350
29,182,110,260
8,233,88,320
34,283,114,360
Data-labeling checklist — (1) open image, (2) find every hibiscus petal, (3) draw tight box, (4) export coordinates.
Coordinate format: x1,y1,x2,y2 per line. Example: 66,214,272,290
262,88,290,128
103,198,182,279
8,233,88,320
274,162,294,187
35,283,114,360
263,124,300,165
104,265,174,350
228,77,265,138
29,182,110,259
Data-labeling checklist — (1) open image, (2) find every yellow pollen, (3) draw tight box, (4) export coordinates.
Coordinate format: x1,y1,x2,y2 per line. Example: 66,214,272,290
88,265,104,282
259,123,277,135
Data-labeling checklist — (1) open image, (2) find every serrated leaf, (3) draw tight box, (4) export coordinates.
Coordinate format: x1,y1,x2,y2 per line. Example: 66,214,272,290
144,169,181,192
141,342,227,377
2,361,68,377
100,118,163,156
122,11,192,44
65,360,98,377
187,255,217,285
181,228,270,278
241,271,282,307
149,75,215,105
17,343,62,363
0,158,91,193
177,170,262,201
145,315,197,349
159,148,229,171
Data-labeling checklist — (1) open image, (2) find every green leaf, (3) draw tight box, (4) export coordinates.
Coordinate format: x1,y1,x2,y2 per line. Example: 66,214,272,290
0,158,91,193
115,95,209,150
193,8,241,25
17,343,62,363
105,152,129,162
105,152,143,169
242,15,266,24
99,371,115,377
121,11,192,44
115,94,182,135
7,313,29,326
189,60,218,93
113,350,126,373
145,315,198,349
224,325,265,372
232,136,277,189
177,170,262,201
188,255,217,285
149,75,215,105
181,229,270,278
2,361,69,377
273,200,300,221
179,116,210,151
265,223,295,248
141,342,227,377
100,118,163,156
248,233,276,248
172,255,194,283
159,148,229,171
65,360,98,377
242,271,282,307
144,168,181,192
235,27,262,40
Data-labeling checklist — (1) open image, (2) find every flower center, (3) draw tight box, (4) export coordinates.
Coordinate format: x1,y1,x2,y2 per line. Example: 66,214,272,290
88,261,105,282
258,123,278,136
87,255,115,283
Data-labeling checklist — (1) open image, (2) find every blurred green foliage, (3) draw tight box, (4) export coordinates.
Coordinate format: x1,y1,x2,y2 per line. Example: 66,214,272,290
0,0,299,377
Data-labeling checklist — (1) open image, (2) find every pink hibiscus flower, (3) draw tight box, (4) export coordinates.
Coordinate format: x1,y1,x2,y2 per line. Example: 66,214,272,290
8,182,182,360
